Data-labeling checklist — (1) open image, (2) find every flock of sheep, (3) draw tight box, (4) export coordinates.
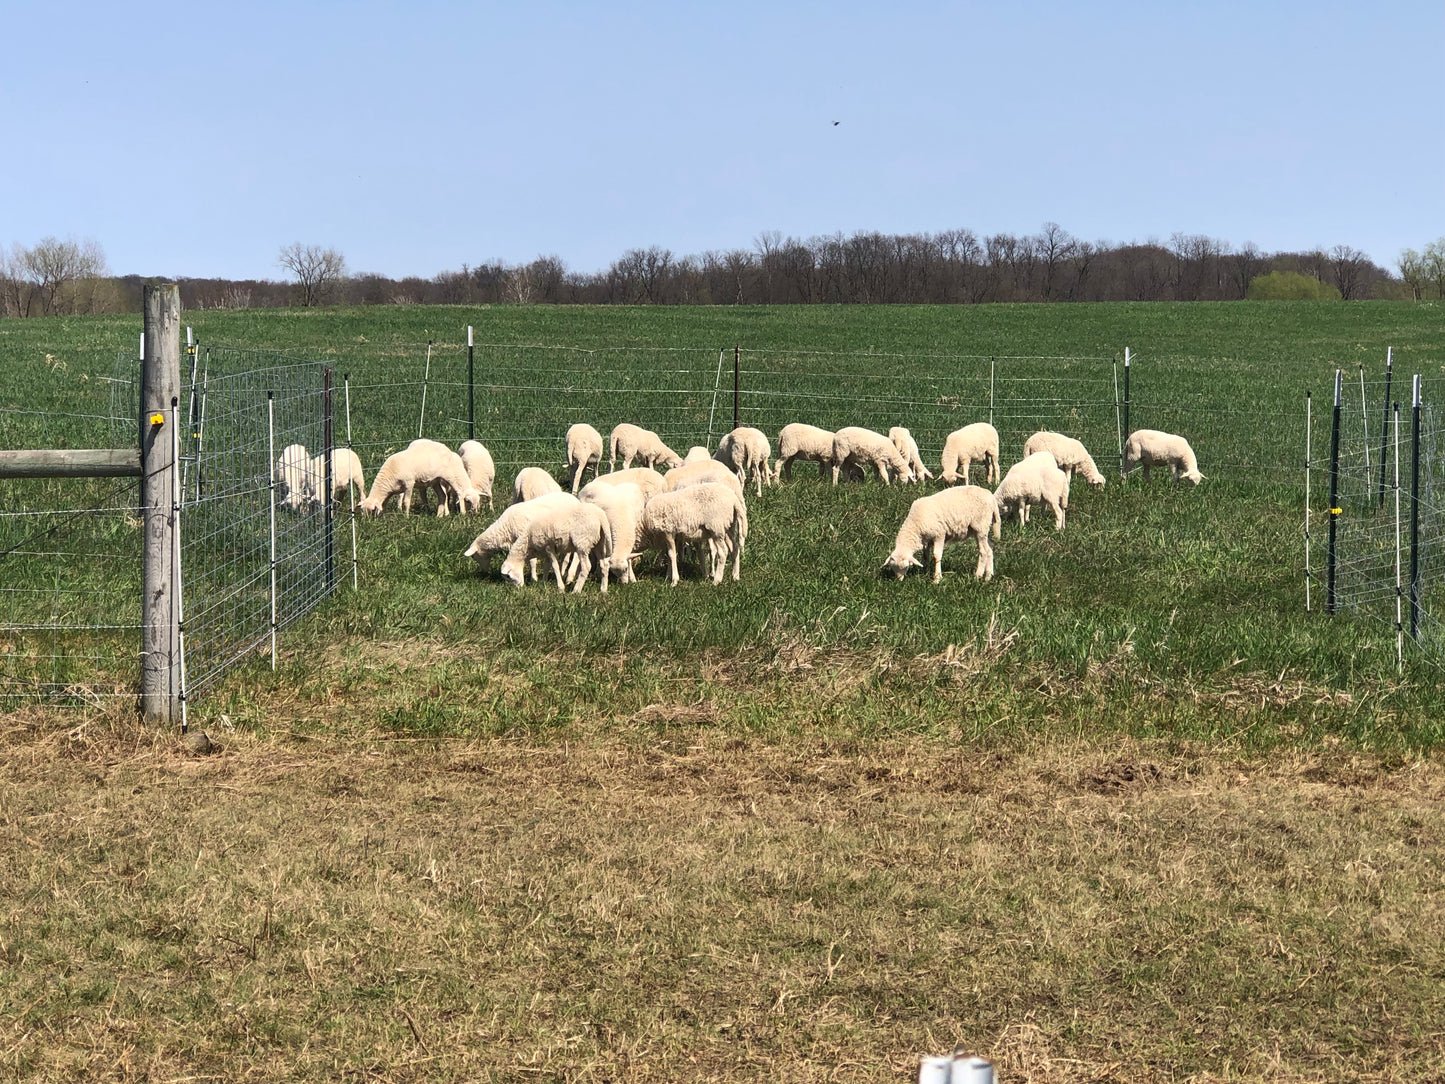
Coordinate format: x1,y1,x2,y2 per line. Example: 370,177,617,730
275,421,1203,591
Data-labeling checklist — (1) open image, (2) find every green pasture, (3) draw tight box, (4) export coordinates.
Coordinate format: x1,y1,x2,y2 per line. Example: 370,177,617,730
2,301,1444,744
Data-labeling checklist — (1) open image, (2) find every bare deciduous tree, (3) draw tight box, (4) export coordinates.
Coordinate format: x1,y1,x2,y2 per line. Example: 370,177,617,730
1,236,110,316
277,243,347,307
1329,245,1368,300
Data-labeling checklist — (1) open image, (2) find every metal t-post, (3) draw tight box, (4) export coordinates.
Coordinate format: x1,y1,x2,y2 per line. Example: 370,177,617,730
1326,370,1342,615
1410,375,1422,639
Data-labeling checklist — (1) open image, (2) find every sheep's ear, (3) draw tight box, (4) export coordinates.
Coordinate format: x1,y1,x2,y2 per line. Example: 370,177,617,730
909,555,923,568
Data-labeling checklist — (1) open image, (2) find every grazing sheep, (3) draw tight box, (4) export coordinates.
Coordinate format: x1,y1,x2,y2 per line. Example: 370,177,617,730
462,492,580,576
882,485,1001,583
609,423,683,471
940,423,1000,486
640,482,748,586
512,466,563,504
715,426,773,497
1022,431,1105,488
663,459,746,500
307,447,367,507
580,480,645,584
889,427,934,483
831,426,912,485
587,465,667,501
459,440,496,508
683,445,713,465
995,451,1069,531
360,443,481,517
276,443,312,510
1123,429,1204,485
499,502,614,594
565,423,604,494
773,422,836,481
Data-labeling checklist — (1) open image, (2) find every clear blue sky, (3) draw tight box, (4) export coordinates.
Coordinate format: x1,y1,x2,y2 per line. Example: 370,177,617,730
4,1,1440,281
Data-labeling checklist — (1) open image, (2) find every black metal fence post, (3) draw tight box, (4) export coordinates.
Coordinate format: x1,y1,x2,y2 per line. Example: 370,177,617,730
1327,369,1342,615
1410,374,1421,639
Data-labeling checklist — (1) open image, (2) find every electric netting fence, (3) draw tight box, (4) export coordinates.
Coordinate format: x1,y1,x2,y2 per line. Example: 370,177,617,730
734,348,1121,472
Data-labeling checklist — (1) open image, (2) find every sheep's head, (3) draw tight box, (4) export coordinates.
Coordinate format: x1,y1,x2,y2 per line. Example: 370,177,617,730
358,496,383,517
662,452,683,470
1182,468,1204,485
1085,470,1106,488
498,555,527,586
881,549,922,580
461,488,483,514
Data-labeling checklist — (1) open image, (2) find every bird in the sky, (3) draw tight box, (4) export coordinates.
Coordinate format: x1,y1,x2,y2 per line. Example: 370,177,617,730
832,121,839,126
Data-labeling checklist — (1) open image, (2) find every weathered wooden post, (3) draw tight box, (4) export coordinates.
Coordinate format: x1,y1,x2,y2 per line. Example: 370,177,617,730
140,283,181,723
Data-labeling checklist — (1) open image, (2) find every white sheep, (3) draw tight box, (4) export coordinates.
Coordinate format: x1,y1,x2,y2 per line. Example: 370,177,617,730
609,422,683,471
1022,431,1106,488
586,465,667,501
940,423,1000,486
306,447,367,507
359,443,481,517
1123,429,1204,485
773,422,836,481
663,459,746,500
683,445,712,465
889,427,934,483
640,482,748,586
831,426,912,485
714,426,773,497
565,423,604,494
995,450,1069,531
512,466,564,504
459,440,496,508
276,443,312,510
500,502,614,594
462,492,580,576
882,485,1001,583
580,480,645,584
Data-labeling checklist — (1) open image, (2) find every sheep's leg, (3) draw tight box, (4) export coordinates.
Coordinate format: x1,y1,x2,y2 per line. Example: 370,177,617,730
831,460,842,485
877,462,891,485
570,461,583,494
709,534,726,585
976,534,994,581
548,552,567,592
731,520,743,581
1051,498,1065,531
571,551,592,593
1141,460,1151,482
931,536,945,584
400,482,414,515
666,537,681,586
529,557,540,582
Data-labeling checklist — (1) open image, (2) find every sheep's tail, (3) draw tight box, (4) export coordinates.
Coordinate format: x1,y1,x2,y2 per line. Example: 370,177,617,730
608,430,620,472
990,496,1002,540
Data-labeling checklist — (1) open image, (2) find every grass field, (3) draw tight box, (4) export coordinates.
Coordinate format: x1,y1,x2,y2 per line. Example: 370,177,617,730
3,300,1445,1081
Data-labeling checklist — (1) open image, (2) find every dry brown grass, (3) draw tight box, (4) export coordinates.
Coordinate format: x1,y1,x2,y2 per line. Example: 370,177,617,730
2,685,1444,1084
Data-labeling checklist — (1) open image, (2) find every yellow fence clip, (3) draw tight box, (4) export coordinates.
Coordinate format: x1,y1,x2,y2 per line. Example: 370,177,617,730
149,412,165,427
1329,507,1343,515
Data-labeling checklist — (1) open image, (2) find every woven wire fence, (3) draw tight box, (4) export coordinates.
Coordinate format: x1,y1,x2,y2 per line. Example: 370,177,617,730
340,342,727,486
105,344,339,699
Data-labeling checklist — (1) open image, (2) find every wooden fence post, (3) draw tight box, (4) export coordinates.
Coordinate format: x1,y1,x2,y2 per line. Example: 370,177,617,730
140,283,181,723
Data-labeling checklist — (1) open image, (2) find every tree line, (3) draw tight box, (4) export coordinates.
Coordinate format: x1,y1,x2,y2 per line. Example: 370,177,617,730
4,227,1441,317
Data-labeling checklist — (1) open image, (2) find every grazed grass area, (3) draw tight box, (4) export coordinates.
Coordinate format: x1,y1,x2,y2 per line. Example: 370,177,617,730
2,701,1443,1082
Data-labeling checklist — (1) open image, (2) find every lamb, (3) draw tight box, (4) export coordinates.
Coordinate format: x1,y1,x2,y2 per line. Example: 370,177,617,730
276,443,312,510
1123,429,1204,485
459,440,496,508
609,422,683,471
586,465,667,501
359,443,481,517
640,482,748,586
565,423,604,494
940,423,1000,486
994,450,1070,531
580,480,646,584
882,485,1001,584
831,426,912,485
773,422,836,482
499,502,614,594
462,492,580,575
306,447,367,507
889,427,934,483
683,445,713,465
663,459,746,500
512,466,564,504
1022,431,1106,488
714,426,773,497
